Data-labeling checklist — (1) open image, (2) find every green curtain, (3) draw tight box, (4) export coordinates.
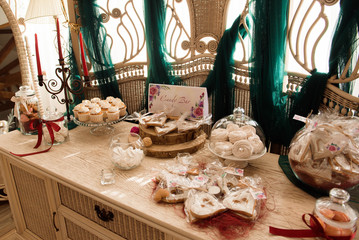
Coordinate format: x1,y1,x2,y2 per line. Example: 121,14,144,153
289,0,359,144
201,16,248,123
143,0,182,109
250,0,290,146
78,0,121,99
328,0,359,94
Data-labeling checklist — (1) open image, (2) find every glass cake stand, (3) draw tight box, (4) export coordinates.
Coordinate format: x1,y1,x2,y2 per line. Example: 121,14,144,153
208,143,266,168
73,113,128,135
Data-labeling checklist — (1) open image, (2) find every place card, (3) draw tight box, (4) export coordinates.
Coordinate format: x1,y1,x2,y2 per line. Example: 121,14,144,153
148,84,209,119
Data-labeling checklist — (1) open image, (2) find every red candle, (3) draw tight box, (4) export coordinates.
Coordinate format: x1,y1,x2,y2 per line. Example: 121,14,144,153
79,32,89,76
34,34,42,76
56,18,63,60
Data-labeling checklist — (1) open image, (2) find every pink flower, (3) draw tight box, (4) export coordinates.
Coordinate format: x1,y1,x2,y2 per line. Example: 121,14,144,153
149,86,158,96
193,106,203,117
130,126,139,134
327,143,339,152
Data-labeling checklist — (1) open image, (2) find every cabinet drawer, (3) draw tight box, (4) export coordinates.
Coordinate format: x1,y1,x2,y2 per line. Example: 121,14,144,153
65,218,102,240
58,183,173,240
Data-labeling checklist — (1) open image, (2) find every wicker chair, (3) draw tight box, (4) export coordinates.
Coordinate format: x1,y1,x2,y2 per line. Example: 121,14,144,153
68,0,252,116
68,0,358,154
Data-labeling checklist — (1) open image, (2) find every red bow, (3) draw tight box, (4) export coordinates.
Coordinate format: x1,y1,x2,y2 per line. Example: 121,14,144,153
10,116,65,157
269,213,356,240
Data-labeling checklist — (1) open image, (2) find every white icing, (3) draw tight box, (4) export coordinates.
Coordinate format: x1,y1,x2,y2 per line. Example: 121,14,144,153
78,106,89,113
90,107,102,115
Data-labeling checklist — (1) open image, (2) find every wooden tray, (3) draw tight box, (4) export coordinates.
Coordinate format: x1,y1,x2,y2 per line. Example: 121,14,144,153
144,131,207,158
139,124,201,145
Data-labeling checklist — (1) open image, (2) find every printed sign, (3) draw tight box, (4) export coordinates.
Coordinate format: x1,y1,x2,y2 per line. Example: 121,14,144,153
148,84,209,118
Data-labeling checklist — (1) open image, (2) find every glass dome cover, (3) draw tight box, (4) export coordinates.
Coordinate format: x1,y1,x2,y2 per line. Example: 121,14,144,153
313,188,357,237
208,108,266,161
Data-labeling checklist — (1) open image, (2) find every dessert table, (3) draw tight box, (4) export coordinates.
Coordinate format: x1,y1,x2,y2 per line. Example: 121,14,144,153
0,121,357,240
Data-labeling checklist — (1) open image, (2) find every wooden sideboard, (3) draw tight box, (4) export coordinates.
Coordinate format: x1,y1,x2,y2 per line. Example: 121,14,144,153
0,121,356,240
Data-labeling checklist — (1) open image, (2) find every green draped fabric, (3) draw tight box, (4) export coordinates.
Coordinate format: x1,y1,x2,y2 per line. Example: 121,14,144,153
78,0,121,99
201,16,247,123
250,0,290,146
288,0,359,145
143,0,182,109
288,70,329,143
251,0,359,148
328,0,359,94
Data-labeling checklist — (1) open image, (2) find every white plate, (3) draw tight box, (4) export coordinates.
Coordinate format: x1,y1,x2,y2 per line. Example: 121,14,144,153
208,142,266,161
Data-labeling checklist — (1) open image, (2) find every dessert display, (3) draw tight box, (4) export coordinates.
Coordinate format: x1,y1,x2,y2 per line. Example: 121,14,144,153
312,188,357,237
42,107,69,145
138,112,209,158
153,153,266,224
288,112,359,192
12,86,41,135
208,108,266,161
73,96,127,123
110,133,145,170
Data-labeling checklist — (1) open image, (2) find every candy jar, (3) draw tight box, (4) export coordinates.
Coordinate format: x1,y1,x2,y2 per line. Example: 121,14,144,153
42,107,69,145
14,86,41,135
313,188,357,238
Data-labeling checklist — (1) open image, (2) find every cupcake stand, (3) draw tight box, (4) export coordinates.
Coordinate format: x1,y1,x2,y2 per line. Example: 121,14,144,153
73,113,128,135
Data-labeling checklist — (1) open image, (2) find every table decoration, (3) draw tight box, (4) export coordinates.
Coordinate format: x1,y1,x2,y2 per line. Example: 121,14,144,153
270,188,357,240
73,112,127,135
34,22,91,123
208,108,266,168
152,152,268,239
11,85,41,135
288,111,359,192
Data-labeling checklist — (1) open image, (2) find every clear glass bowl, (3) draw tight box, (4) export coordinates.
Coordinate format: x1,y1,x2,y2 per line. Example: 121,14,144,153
109,133,145,170
208,108,266,162
288,120,359,192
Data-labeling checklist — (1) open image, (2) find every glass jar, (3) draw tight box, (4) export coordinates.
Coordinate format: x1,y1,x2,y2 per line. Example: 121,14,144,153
42,107,69,145
313,188,357,238
14,86,41,135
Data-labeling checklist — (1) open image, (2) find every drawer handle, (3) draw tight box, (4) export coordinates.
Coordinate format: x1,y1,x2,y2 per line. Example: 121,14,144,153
94,205,114,222
52,212,59,232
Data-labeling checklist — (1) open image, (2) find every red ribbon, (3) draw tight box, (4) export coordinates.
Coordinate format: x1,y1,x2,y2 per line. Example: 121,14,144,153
269,213,356,240
10,116,65,157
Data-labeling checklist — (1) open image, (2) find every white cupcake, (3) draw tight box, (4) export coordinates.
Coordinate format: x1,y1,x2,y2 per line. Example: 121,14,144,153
91,97,101,104
99,101,111,118
73,103,84,119
90,107,103,123
87,102,99,111
82,100,91,107
78,106,90,122
106,96,115,104
112,100,127,117
107,106,120,121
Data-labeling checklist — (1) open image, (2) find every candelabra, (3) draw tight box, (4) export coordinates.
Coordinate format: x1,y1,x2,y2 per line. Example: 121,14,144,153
38,58,91,122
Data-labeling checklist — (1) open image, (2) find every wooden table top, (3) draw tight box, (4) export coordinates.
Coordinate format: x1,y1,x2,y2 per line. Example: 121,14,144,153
0,121,357,240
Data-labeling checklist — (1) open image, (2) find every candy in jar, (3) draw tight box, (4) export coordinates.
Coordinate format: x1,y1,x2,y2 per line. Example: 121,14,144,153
13,86,41,135
42,107,69,145
313,188,357,238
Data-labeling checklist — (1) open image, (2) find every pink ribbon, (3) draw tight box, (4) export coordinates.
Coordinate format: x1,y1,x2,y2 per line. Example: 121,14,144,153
10,116,64,157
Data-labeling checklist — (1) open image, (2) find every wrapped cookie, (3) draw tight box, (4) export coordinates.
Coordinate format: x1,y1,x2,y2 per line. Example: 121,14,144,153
288,112,359,192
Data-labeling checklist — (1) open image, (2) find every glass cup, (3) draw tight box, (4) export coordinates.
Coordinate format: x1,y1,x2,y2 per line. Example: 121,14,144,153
101,168,115,185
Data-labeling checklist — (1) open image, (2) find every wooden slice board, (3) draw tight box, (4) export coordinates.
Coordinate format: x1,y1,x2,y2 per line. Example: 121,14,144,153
139,124,200,145
144,131,207,158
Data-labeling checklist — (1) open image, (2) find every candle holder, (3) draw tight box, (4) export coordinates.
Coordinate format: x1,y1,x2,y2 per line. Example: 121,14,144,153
38,58,89,122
